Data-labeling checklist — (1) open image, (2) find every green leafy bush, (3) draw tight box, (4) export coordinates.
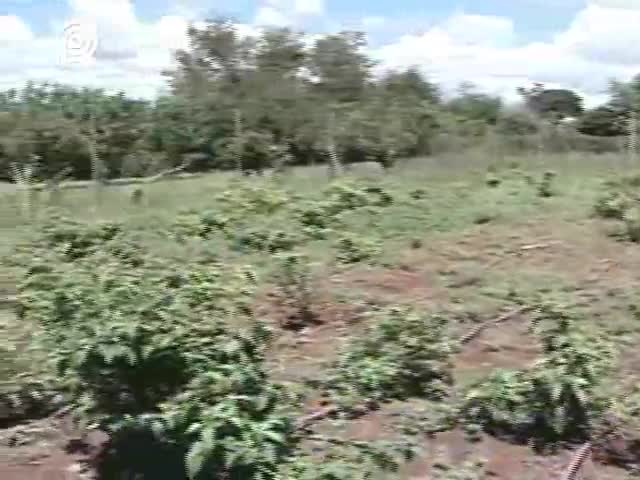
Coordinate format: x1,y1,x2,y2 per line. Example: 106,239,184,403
323,181,394,214
233,228,301,254
335,234,381,264
325,306,454,409
15,237,304,479
278,438,415,480
271,253,316,329
594,190,632,220
171,209,230,241
215,184,292,216
462,302,614,441
23,212,124,262
537,170,556,198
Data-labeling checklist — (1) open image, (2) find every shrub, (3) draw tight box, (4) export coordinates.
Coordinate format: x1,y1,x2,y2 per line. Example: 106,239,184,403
215,184,291,216
623,207,640,242
233,228,301,254
462,301,614,442
323,180,394,214
271,253,316,329
537,170,556,198
25,212,123,262
409,188,427,200
15,245,303,479
335,234,381,264
594,191,632,220
325,306,454,409
485,174,501,188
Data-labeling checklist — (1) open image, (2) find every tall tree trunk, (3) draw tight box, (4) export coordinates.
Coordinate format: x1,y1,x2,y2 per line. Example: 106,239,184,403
234,108,244,175
326,110,343,179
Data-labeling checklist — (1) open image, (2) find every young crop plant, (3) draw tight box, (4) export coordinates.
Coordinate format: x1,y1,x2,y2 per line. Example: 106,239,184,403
592,173,640,241
277,437,417,480
335,233,382,265
324,306,454,410
171,209,230,241
323,180,394,214
214,183,293,216
537,170,556,198
22,211,124,262
462,301,614,443
14,234,308,479
271,253,317,330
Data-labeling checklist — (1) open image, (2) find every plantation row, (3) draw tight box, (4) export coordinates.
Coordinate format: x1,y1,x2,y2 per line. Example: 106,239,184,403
2,174,640,478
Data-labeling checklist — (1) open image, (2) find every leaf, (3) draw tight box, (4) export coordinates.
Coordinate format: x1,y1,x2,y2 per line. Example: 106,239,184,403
186,441,208,479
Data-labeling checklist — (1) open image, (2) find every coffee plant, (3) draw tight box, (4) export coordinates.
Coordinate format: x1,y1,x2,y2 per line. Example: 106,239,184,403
18,211,124,262
462,301,614,442
323,180,394,214
214,184,293,216
12,215,314,479
271,253,316,330
537,171,556,198
171,209,230,241
593,173,640,241
335,234,382,264
278,437,416,480
431,459,489,480
232,227,301,255
324,306,454,410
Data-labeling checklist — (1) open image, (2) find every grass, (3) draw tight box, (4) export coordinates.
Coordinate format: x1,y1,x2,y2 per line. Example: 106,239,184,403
2,152,640,478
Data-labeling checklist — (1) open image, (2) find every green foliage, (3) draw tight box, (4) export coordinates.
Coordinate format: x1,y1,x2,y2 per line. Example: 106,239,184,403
215,184,292,216
431,459,489,480
537,170,556,198
324,181,393,212
171,209,230,241
278,438,415,480
335,234,381,264
271,253,316,329
518,84,584,120
293,181,393,240
594,190,633,220
29,212,124,261
13,217,309,479
462,302,614,441
233,227,302,254
325,306,454,409
593,173,640,241
485,174,501,188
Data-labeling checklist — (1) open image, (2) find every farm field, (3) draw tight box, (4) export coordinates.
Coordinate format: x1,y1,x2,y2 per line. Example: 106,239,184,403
2,153,640,480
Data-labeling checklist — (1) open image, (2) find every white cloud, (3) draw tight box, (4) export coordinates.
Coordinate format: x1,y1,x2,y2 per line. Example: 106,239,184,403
254,6,291,27
440,13,515,47
591,0,640,8
361,16,386,29
2,1,640,107
555,4,640,65
294,0,325,16
0,15,33,44
372,7,640,106
253,0,325,27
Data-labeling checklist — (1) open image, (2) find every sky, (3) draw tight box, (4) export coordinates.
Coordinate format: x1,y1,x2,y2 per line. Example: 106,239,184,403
2,0,640,107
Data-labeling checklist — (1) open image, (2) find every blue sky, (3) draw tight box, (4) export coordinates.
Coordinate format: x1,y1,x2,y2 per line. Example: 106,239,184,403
1,1,640,105
3,0,585,40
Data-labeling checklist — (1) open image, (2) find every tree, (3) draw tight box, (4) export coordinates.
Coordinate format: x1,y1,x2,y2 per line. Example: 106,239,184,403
447,83,502,125
308,31,372,103
576,106,626,137
496,109,540,136
381,67,440,104
518,84,584,120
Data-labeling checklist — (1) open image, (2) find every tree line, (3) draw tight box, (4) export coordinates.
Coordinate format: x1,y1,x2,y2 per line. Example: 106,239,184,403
1,19,638,182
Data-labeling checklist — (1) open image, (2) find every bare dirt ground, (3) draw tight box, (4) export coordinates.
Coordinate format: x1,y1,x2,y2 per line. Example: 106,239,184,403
2,217,640,479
